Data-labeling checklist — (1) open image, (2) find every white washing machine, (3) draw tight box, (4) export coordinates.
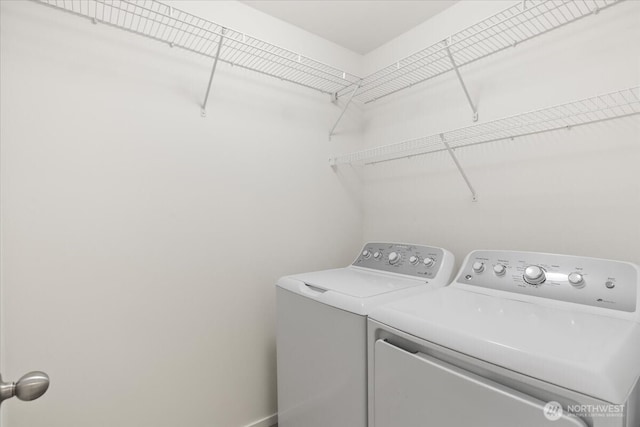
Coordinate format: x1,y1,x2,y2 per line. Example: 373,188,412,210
276,242,455,427
368,250,640,427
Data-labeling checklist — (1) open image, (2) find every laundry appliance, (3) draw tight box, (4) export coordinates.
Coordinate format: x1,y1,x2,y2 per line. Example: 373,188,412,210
368,250,640,427
276,242,455,427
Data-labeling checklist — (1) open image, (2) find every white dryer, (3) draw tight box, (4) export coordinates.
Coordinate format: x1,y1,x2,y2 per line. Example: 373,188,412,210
368,250,640,427
276,242,455,427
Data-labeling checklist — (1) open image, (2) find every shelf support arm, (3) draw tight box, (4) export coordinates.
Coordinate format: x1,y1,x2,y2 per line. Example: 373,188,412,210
440,133,477,202
329,81,361,140
444,38,478,122
201,29,226,117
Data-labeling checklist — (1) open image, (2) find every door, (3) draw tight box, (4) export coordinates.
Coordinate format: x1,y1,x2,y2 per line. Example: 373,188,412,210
0,299,50,421
0,272,50,422
373,339,586,427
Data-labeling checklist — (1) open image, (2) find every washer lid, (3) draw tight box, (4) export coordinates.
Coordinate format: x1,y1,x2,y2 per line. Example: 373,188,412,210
287,267,425,297
369,287,640,404
277,267,436,315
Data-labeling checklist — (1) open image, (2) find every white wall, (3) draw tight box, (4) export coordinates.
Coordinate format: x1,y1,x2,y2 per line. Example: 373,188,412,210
361,0,640,267
0,1,362,426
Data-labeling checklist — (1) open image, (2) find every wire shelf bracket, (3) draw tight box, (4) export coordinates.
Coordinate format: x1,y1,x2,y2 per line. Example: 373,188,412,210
441,133,478,202
444,37,479,122
329,82,361,141
200,29,225,118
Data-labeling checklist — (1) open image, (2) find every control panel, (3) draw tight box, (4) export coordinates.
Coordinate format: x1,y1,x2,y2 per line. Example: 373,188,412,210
457,250,639,312
353,242,445,279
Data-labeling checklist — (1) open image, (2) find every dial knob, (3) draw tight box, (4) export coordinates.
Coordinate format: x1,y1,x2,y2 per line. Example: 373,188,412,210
373,251,382,260
362,250,371,259
409,256,419,265
423,257,435,267
472,262,485,273
388,252,401,265
493,264,506,276
524,265,546,285
568,272,585,287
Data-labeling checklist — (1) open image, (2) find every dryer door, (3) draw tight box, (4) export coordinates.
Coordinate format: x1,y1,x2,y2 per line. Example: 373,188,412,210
373,340,586,427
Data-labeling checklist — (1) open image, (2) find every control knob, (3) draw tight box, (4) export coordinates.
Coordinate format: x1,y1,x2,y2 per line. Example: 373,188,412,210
388,252,401,265
472,262,485,273
524,265,546,285
362,250,371,259
373,251,382,260
568,272,585,288
493,264,506,276
423,257,435,267
409,256,419,265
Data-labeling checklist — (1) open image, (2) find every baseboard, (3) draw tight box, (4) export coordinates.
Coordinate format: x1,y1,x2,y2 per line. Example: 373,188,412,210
243,413,277,427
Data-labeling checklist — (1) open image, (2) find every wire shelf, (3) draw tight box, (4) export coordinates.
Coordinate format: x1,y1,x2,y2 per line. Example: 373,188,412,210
34,0,361,96
330,87,640,166
344,0,623,104
32,0,629,130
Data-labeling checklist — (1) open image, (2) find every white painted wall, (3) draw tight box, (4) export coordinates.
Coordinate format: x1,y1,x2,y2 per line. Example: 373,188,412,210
360,0,640,267
0,1,362,426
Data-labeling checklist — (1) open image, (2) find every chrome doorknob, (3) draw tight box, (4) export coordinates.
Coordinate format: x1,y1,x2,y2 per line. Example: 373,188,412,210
0,371,50,405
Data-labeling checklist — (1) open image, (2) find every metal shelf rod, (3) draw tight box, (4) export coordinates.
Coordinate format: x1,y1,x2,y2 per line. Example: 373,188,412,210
444,38,479,122
200,30,225,117
441,134,478,202
329,82,362,140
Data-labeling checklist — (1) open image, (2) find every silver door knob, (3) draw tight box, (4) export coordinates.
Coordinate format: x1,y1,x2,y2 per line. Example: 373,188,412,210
0,371,50,405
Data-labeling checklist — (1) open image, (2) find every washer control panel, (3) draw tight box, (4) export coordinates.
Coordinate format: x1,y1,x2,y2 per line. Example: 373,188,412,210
457,250,638,312
354,242,445,279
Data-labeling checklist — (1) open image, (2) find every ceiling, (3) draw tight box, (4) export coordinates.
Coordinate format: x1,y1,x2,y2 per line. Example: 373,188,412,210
240,1,459,55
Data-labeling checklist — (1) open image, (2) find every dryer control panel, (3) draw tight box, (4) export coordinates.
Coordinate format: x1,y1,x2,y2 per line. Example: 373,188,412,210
457,250,639,313
354,242,446,280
